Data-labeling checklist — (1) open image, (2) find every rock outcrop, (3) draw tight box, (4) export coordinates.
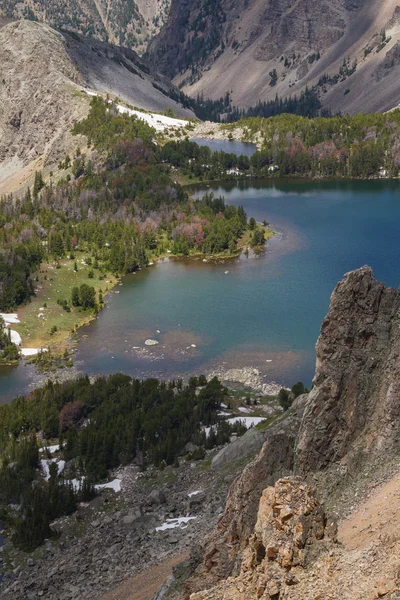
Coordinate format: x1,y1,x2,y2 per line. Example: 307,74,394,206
177,409,304,598
190,477,334,600
296,265,400,476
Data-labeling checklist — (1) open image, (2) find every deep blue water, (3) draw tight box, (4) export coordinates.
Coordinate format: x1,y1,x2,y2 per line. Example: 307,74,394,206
2,179,400,402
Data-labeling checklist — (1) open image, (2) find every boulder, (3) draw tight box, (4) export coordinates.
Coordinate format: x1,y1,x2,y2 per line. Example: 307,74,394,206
148,489,166,505
189,477,334,600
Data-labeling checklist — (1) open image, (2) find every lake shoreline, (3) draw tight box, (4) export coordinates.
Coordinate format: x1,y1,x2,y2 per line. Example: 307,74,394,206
6,176,399,403
0,223,277,402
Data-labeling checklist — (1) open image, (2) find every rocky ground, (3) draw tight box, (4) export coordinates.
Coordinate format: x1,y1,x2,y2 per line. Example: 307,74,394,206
0,442,257,600
188,472,400,600
206,366,287,397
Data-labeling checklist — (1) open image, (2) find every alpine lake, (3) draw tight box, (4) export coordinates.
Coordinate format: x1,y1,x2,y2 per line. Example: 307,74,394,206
2,138,400,402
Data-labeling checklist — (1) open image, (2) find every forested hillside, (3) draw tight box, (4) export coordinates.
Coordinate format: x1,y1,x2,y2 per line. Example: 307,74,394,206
0,374,243,550
0,97,264,312
163,110,400,180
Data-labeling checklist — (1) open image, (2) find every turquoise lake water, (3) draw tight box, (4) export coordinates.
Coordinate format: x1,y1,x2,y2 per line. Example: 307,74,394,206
2,179,400,401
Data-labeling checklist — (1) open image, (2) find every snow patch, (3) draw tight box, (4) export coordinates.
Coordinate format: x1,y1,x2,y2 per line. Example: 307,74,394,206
10,330,22,346
188,490,202,498
41,444,60,454
68,478,122,492
205,416,265,437
227,417,265,428
21,348,48,357
82,89,188,132
41,459,65,481
0,313,20,324
95,479,122,493
156,516,196,532
116,105,188,132
238,407,253,414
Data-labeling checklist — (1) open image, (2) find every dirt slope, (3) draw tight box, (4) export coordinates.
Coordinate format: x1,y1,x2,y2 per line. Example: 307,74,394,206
98,554,189,600
148,0,400,113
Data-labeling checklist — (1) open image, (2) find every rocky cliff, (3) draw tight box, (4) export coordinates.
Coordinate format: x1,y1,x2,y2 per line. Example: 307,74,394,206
164,266,400,600
296,265,400,476
0,0,171,52
147,0,400,114
0,18,192,195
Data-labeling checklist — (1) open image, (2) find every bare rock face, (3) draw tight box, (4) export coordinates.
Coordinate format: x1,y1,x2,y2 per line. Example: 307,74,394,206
295,266,400,476
178,409,304,599
147,0,400,114
0,19,89,192
190,477,334,600
0,0,171,52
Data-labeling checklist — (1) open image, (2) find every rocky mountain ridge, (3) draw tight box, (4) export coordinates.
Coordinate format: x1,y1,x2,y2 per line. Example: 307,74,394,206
0,18,192,195
0,0,171,53
147,0,400,114
6,1,400,115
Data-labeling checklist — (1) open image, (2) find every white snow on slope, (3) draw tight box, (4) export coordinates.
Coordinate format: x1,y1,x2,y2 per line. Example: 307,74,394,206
69,478,121,493
188,490,202,498
204,416,266,437
41,444,60,454
21,348,48,357
41,459,66,481
84,89,188,132
10,330,22,345
116,105,188,131
227,417,265,428
0,313,20,324
95,479,122,492
156,517,196,532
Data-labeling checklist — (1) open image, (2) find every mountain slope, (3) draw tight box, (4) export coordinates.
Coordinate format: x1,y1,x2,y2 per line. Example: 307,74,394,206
0,0,171,52
147,0,400,114
0,19,193,195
